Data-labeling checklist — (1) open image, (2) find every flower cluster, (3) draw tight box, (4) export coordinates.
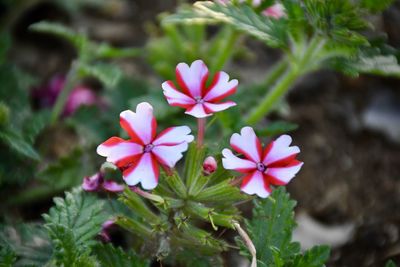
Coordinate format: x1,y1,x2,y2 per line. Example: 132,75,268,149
90,60,302,198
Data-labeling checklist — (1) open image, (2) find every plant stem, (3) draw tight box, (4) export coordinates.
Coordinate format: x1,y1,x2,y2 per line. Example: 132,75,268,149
197,117,206,147
50,61,79,124
245,68,299,125
234,221,257,267
210,26,238,74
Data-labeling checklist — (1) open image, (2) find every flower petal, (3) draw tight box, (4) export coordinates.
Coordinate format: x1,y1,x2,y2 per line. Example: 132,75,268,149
240,170,272,198
176,60,209,98
162,81,196,108
97,137,143,167
152,142,189,168
266,161,303,185
153,126,194,146
230,127,262,162
263,135,300,166
222,148,257,173
119,102,157,145
102,180,125,193
82,173,102,192
123,153,159,190
203,101,236,113
203,71,238,102
185,103,212,118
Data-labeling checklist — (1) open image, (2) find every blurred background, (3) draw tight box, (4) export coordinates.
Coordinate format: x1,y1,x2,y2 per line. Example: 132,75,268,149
1,0,400,266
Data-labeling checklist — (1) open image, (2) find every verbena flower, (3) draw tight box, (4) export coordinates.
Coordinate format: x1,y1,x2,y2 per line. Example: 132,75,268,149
81,173,124,193
97,102,194,190
162,60,238,118
222,127,303,198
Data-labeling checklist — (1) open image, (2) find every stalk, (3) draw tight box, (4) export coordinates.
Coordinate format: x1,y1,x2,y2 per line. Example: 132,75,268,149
209,27,238,74
197,117,206,148
50,61,79,124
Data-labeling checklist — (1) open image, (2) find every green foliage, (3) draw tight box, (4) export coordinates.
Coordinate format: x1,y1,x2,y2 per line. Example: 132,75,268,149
78,62,122,88
0,224,52,267
43,187,108,266
165,2,287,48
238,187,330,266
385,260,398,267
92,243,149,267
0,244,16,267
360,0,394,12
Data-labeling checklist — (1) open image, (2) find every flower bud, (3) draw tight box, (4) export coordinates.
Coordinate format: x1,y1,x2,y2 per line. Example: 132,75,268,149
100,219,115,242
203,156,217,176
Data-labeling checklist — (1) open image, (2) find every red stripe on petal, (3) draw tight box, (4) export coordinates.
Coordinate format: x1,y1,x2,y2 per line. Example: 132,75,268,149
101,137,126,146
231,144,258,163
151,116,157,142
208,86,237,103
263,177,273,193
120,117,144,145
176,68,193,98
150,154,160,182
115,154,142,170
267,153,299,168
265,173,287,186
122,155,142,176
240,172,253,189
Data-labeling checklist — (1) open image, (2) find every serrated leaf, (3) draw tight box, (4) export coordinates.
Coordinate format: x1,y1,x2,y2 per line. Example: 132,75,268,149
165,1,287,47
289,245,330,267
239,187,300,267
79,62,122,88
92,243,149,267
0,224,52,267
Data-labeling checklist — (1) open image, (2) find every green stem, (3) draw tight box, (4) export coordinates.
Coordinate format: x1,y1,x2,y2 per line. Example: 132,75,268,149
50,61,79,124
245,68,299,124
210,27,238,74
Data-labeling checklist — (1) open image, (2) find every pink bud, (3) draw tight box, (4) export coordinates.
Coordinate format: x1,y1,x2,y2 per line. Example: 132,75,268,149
63,86,98,116
203,156,217,175
262,3,286,19
82,173,103,192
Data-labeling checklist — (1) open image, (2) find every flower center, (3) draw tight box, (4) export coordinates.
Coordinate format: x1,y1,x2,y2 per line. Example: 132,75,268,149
144,144,154,153
194,96,205,104
256,162,267,172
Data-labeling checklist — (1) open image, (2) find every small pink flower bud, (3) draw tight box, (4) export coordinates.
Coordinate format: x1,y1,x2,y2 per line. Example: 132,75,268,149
203,156,217,175
100,219,115,242
262,3,286,19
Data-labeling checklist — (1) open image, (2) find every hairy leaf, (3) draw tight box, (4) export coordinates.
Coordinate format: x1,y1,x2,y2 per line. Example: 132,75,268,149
93,243,149,267
289,245,330,267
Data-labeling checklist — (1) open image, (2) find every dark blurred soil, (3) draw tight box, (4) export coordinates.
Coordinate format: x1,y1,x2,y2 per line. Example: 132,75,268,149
5,0,400,266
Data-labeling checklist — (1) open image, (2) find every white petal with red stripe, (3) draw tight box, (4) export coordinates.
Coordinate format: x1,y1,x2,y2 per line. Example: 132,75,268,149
266,162,303,185
222,149,256,173
230,127,262,162
97,137,142,164
263,135,300,166
152,142,189,168
204,101,236,113
240,170,271,198
120,102,157,145
204,71,238,102
162,81,195,108
123,153,159,190
185,103,212,118
153,126,194,146
176,60,208,98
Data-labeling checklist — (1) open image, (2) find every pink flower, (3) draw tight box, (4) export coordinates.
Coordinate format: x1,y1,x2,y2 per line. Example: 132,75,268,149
82,173,124,193
222,127,303,198
262,3,286,19
63,86,98,116
162,60,238,118
203,156,217,175
97,102,194,190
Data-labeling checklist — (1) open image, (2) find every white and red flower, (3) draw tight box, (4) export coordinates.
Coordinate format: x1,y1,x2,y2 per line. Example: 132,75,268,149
203,156,218,175
97,102,194,190
222,127,303,198
162,60,238,118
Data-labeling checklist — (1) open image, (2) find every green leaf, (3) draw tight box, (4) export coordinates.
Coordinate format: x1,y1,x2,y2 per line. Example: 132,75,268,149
239,187,300,266
79,62,122,88
0,129,40,160
385,260,398,267
289,245,330,267
0,224,52,267
360,0,394,12
93,243,149,267
43,188,108,266
165,1,287,47
0,244,16,267
29,21,87,48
